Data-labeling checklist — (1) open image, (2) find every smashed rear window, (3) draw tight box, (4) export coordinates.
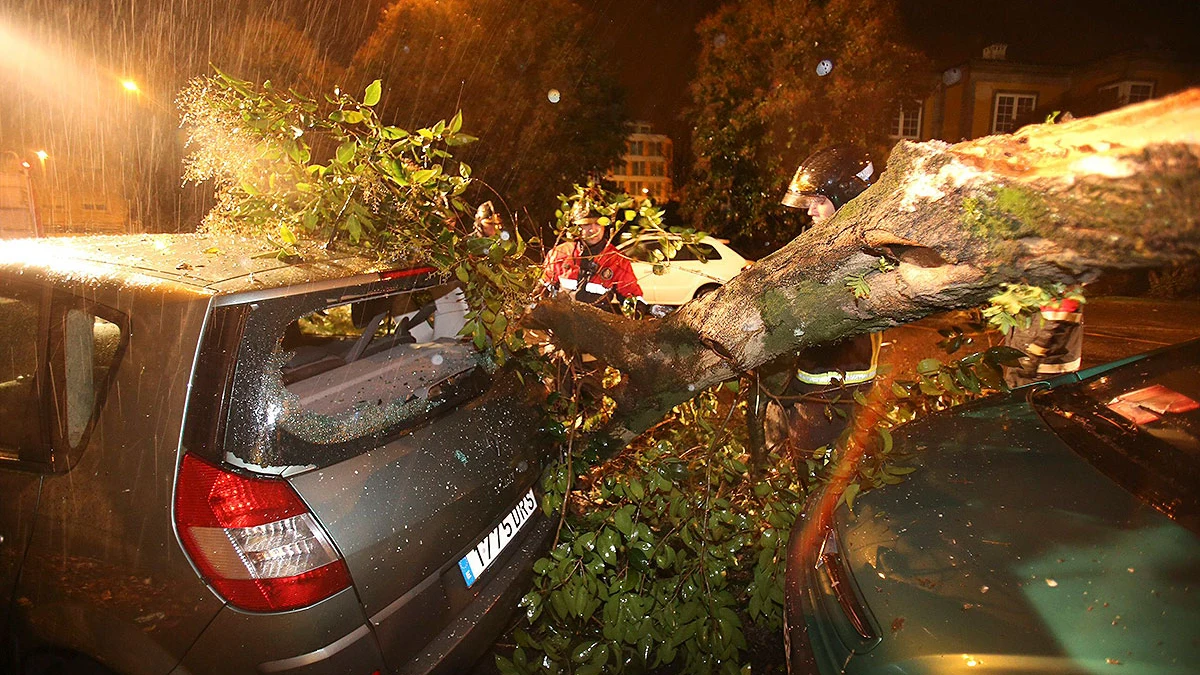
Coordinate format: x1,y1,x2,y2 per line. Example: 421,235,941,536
220,282,492,471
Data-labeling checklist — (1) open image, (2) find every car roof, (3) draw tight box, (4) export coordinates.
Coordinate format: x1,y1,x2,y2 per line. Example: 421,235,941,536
617,233,729,246
0,233,423,297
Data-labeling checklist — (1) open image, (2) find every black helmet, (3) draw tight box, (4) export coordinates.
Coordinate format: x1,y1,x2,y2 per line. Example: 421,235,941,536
781,145,875,210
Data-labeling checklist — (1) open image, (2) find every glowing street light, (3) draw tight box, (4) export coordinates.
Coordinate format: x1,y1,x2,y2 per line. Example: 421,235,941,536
35,150,48,162
121,78,139,93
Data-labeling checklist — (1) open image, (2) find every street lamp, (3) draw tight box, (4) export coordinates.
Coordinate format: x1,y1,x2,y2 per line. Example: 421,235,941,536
121,78,139,93
1,150,42,237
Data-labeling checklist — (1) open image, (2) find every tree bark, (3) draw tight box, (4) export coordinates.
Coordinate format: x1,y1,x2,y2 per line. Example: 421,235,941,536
529,88,1200,446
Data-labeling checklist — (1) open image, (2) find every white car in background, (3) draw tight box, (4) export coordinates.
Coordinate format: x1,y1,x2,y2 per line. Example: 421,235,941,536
617,235,751,306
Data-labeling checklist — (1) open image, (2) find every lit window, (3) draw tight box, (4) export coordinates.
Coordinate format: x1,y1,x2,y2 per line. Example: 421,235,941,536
1098,80,1155,106
992,93,1037,134
890,101,922,139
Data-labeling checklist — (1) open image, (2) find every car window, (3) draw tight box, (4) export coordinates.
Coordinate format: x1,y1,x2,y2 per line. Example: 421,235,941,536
624,240,661,263
623,239,717,263
0,291,44,461
674,243,718,262
1032,344,1200,532
0,287,125,468
224,283,492,470
63,309,123,448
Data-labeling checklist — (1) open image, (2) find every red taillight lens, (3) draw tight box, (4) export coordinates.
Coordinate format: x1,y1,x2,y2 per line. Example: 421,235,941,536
174,454,352,612
379,266,435,281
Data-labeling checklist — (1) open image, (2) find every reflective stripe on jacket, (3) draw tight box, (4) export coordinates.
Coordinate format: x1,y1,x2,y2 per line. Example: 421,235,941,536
795,332,883,386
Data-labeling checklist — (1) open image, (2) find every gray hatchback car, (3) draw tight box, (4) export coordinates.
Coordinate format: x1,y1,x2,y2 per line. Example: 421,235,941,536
0,233,553,674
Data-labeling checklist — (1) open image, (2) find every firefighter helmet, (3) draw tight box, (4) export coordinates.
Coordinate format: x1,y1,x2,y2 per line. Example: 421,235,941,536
781,145,876,210
569,201,604,225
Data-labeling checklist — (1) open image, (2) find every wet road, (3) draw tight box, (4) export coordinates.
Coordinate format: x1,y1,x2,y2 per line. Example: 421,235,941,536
883,296,1200,378
1073,296,1200,366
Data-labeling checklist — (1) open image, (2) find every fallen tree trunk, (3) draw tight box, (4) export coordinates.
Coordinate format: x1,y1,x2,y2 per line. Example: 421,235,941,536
531,88,1200,445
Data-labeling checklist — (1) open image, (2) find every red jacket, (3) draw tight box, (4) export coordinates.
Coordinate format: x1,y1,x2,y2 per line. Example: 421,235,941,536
542,241,643,303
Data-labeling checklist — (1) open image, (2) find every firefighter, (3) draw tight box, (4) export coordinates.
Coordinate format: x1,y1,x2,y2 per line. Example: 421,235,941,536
542,201,643,307
772,145,884,450
473,200,503,238
1004,294,1084,387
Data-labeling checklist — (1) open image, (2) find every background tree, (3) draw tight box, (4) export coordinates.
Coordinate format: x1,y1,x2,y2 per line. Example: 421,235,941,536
351,0,629,235
682,0,929,251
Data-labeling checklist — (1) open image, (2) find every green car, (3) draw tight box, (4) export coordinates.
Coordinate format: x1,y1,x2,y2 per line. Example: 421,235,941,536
786,341,1200,674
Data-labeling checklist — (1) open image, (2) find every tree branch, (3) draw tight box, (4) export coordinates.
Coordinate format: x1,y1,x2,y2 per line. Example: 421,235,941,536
532,88,1200,450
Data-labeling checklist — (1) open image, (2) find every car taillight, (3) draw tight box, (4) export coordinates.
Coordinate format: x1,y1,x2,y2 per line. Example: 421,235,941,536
379,266,435,281
174,454,352,612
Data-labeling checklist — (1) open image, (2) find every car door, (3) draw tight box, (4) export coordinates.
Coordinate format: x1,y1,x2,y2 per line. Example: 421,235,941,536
0,285,49,635
622,238,729,305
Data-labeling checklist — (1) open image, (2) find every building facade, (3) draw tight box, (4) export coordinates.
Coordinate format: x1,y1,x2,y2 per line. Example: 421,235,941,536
0,150,135,238
607,121,674,203
892,46,1200,143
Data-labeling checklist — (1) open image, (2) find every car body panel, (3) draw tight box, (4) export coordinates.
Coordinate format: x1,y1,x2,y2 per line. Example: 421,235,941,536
171,588,383,674
791,387,1200,674
288,372,548,665
1,276,225,674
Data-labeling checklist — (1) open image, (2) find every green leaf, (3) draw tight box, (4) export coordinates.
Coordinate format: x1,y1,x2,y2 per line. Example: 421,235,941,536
342,110,364,124
842,483,861,512
363,79,382,106
412,168,437,185
597,528,619,566
614,505,635,536
455,265,470,283
629,479,645,501
278,224,298,245
916,358,942,375
381,126,407,140
878,427,894,454
446,133,478,146
986,345,1026,367
449,110,463,134
336,141,356,165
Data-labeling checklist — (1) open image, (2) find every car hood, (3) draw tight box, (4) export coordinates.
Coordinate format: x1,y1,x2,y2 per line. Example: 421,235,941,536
837,397,1200,674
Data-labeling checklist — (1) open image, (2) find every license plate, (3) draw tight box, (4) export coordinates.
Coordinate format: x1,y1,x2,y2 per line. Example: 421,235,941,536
458,489,538,587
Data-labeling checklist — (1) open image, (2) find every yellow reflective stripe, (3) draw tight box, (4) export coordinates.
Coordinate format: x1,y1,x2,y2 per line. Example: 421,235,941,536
796,332,884,386
1036,357,1082,374
1040,310,1081,322
796,366,878,386
1026,344,1048,356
